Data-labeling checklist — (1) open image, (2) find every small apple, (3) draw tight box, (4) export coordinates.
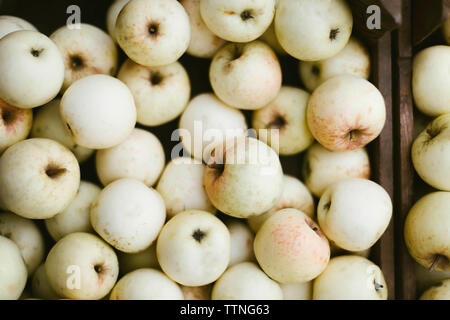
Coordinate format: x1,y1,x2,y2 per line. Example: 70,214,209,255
181,0,226,58
0,15,36,39
259,22,286,56
204,137,283,219
247,174,315,232
181,285,212,300
117,59,190,127
0,235,27,300
0,212,45,275
210,41,282,110
299,37,370,92
0,99,33,154
412,45,450,117
31,264,61,300
254,208,330,283
280,282,312,300
157,210,230,286
60,74,136,149
110,268,183,300
117,243,159,276
115,0,190,67
420,279,450,300
212,262,283,300
225,219,255,266
96,128,165,187
313,255,388,300
0,30,64,109
106,0,131,42
307,75,386,151
90,178,166,253
302,143,371,197
275,0,353,61
0,138,80,219
412,114,450,191
45,232,119,300
252,86,313,155
404,192,450,272
156,157,215,218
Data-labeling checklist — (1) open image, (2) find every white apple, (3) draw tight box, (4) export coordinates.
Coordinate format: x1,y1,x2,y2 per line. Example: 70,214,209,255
204,136,283,218
106,0,131,42
31,99,93,162
0,235,27,300
0,138,80,219
0,15,36,39
181,0,226,58
259,22,286,56
45,232,119,300
313,255,388,300
179,93,247,162
0,212,44,275
96,128,165,187
157,210,230,286
115,0,190,67
0,30,64,109
31,264,61,300
280,282,312,300
444,18,450,45
248,174,315,232
412,45,450,117
275,0,353,61
404,192,450,271
60,74,136,149
181,285,211,300
307,75,386,151
0,98,33,154
302,143,371,197
415,262,450,295
200,0,275,43
318,178,392,252
210,41,282,110
252,86,314,155
110,268,183,300
299,37,370,92
156,157,215,218
254,208,330,283
420,279,450,300
212,262,283,300
45,180,100,241
91,178,166,253
117,59,190,126
117,243,159,275
225,219,255,266
412,114,450,191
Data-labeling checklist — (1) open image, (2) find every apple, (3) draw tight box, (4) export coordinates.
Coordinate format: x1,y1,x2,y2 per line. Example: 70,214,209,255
60,74,136,149
115,0,190,67
313,255,388,300
404,192,450,272
31,99,93,163
0,212,44,275
444,18,450,45
412,45,450,117
0,15,36,39
0,138,80,219
0,98,33,154
0,30,64,109
117,243,159,276
415,262,450,295
204,136,283,219
96,128,165,187
259,22,286,56
156,157,215,218
252,86,314,155
110,268,183,300
225,219,255,266
412,114,450,191
212,262,283,300
254,208,330,283
299,37,370,92
420,279,450,300
247,174,315,232
280,282,312,300
307,75,386,151
45,181,100,241
302,143,371,197
0,235,27,300
179,93,247,162
106,0,131,42
157,209,230,286
45,232,119,300
90,178,166,253
210,41,282,110
180,0,226,58
31,264,61,300
181,285,212,300
275,0,353,61
117,59,190,127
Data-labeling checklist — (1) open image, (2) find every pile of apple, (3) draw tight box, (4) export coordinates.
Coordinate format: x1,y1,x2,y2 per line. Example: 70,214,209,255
0,0,393,300
405,17,450,300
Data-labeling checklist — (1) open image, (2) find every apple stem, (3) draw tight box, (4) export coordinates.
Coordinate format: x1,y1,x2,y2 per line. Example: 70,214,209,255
429,255,442,272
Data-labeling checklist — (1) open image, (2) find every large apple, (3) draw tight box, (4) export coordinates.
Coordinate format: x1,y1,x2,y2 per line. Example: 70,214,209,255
0,99,33,154
0,235,27,300
0,15,36,39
